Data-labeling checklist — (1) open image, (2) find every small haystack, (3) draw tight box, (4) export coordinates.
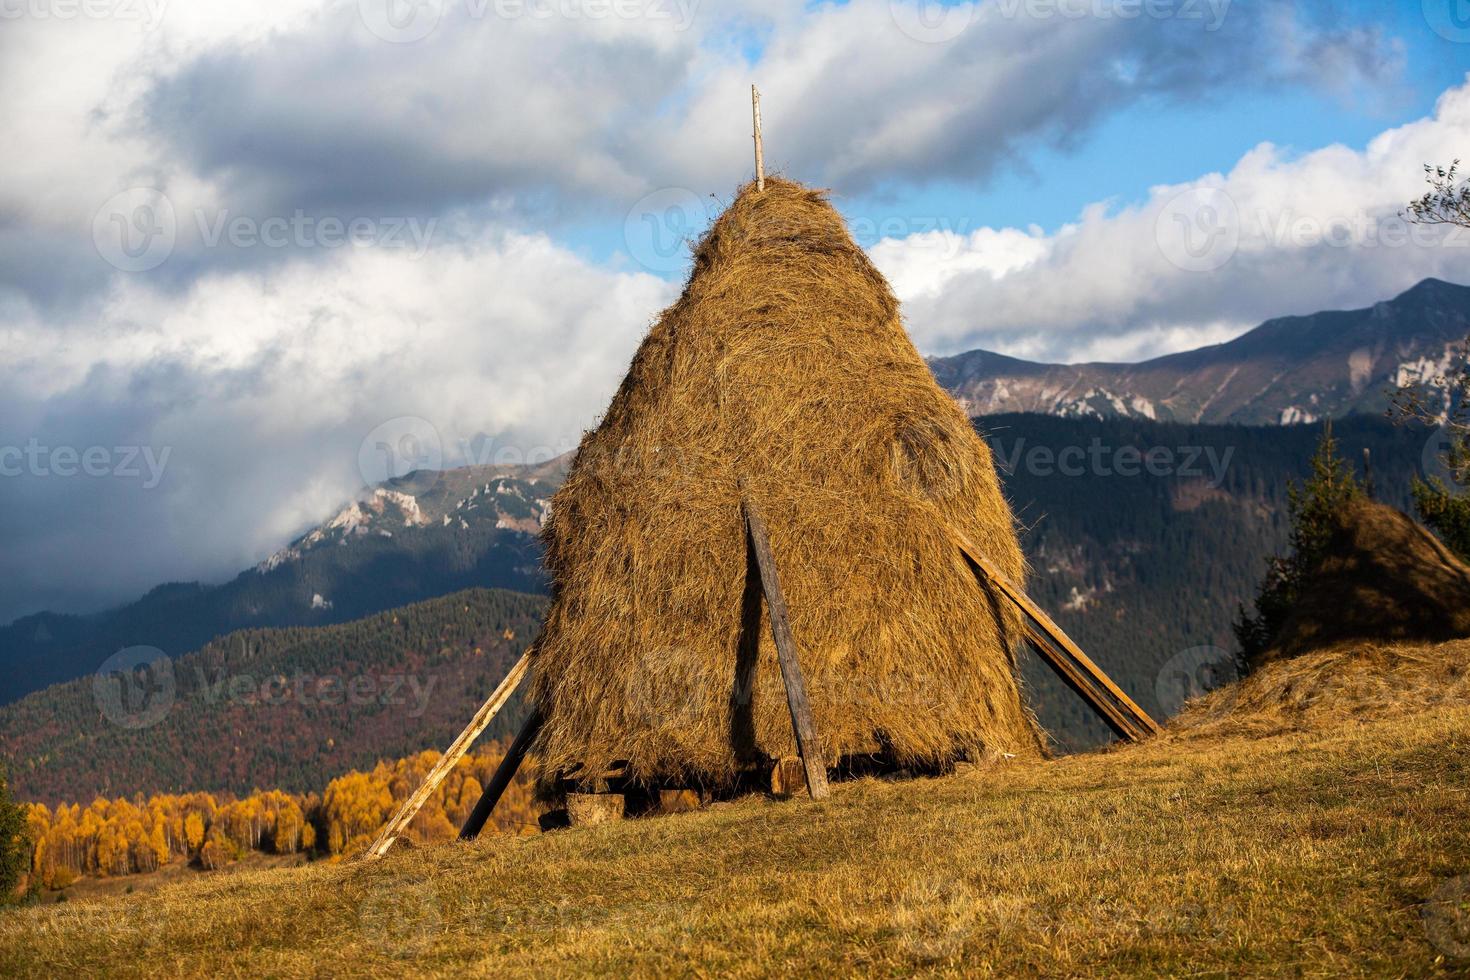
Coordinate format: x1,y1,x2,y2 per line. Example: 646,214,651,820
1168,502,1470,742
1263,500,1470,663
1172,638,1470,741
528,178,1040,792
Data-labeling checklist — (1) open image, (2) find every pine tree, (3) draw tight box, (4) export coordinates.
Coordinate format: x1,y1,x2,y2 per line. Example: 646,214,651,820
0,768,32,902
1234,422,1363,666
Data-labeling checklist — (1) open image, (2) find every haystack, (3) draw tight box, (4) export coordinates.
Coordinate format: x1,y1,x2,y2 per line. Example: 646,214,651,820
1263,500,1470,663
527,178,1041,792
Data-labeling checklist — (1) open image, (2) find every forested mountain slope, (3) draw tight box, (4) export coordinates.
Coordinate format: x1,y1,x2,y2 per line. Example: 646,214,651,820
0,589,546,805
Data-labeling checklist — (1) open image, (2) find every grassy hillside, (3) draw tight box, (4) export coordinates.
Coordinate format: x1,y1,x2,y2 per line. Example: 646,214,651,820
0,589,547,805
2,643,1466,976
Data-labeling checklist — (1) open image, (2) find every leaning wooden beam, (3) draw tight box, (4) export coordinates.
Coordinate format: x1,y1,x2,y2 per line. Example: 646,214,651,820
363,651,532,859
743,497,830,800
459,709,544,841
1020,620,1147,742
949,527,1161,741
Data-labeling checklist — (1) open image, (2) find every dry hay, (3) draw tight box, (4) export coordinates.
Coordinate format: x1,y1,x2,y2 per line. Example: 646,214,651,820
1172,500,1470,739
1169,637,1470,740
1264,499,1470,663
527,177,1040,792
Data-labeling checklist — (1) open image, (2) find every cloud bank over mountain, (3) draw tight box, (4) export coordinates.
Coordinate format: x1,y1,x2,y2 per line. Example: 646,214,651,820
0,0,1453,621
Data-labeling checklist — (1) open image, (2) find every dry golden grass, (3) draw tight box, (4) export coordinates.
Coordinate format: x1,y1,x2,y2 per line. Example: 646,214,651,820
532,177,1038,792
1174,637,1470,741
5,643,1469,977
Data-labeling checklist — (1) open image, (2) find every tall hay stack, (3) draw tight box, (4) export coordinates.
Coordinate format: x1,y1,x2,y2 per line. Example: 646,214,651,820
529,178,1041,793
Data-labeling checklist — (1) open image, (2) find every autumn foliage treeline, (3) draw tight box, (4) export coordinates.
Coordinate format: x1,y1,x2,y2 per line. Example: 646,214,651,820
17,742,536,891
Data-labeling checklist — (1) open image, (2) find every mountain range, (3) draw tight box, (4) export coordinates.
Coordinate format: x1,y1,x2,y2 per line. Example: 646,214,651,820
929,278,1469,424
0,278,1461,747
0,459,561,705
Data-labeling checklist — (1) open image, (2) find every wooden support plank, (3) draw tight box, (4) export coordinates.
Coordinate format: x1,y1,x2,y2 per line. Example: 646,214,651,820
743,497,830,800
459,709,544,841
949,527,1161,741
363,652,531,860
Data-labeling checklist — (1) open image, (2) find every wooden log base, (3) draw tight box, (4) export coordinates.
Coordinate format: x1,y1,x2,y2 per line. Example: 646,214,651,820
566,792,626,827
770,756,808,798
658,789,703,814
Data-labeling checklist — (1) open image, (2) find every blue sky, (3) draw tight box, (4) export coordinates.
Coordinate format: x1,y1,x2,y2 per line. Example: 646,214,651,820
547,2,1470,265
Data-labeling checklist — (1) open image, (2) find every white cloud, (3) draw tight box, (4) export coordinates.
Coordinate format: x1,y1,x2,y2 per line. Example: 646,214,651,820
0,0,1421,620
0,0,1402,315
873,76,1470,363
0,233,671,619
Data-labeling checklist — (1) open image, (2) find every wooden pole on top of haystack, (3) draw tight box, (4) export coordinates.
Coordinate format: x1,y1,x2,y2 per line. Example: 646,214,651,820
752,85,766,192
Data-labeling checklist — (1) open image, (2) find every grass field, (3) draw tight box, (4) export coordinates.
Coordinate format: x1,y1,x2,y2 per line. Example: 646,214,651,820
3,646,1469,977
